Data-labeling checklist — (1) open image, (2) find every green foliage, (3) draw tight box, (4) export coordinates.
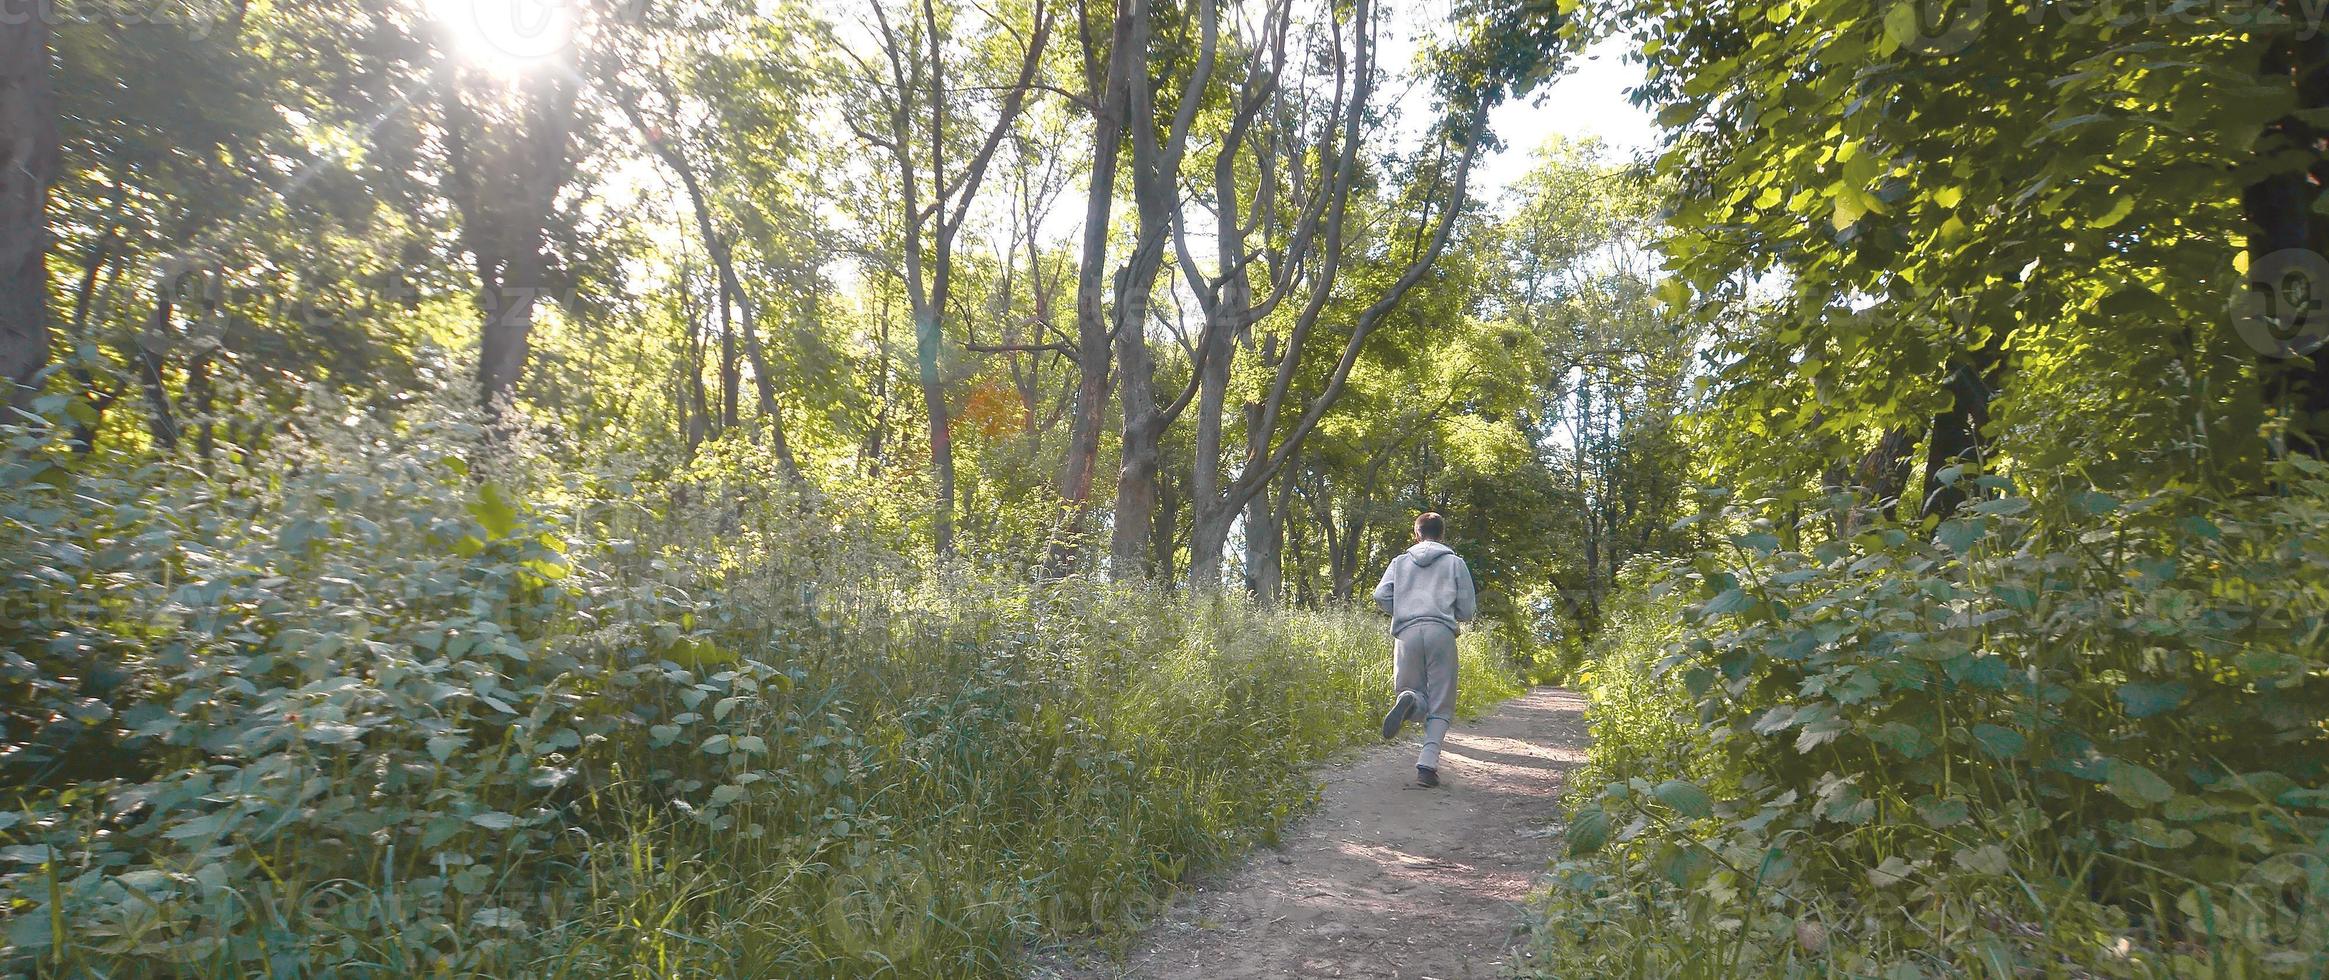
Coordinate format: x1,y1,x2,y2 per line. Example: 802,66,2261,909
1616,0,2282,499
1528,471,2329,976
0,390,1521,977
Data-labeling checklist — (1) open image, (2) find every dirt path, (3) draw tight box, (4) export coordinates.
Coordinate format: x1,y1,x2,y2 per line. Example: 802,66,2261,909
1035,687,1590,980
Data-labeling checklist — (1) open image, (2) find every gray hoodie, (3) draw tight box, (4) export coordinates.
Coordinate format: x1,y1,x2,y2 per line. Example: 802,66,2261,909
1372,540,1478,638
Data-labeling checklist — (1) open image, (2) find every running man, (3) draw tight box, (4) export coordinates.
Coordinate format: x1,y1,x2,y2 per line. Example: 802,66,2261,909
1371,511,1478,788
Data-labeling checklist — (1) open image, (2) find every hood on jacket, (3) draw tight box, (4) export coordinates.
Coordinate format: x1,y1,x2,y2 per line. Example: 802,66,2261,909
1406,540,1455,566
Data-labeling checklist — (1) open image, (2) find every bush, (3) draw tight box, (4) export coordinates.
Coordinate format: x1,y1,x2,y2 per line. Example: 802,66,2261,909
0,392,1523,977
1525,468,2329,977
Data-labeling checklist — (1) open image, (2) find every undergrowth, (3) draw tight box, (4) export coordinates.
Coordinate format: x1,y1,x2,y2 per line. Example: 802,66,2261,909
0,391,1522,977
1523,471,2329,978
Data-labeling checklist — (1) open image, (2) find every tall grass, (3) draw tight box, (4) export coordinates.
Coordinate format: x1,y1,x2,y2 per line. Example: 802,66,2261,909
550,582,1520,977
0,393,1523,977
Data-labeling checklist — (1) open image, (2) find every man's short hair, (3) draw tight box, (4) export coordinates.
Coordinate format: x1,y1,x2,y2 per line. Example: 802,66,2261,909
1415,512,1445,540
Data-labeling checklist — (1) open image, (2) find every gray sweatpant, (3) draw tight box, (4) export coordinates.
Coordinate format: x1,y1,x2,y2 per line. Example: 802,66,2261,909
1393,622,1459,770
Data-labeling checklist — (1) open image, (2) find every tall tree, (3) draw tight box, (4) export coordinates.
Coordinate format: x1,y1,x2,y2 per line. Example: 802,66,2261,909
615,82,803,481
853,0,1055,557
0,17,54,409
1170,0,1485,589
1051,0,1140,566
437,64,581,417
2242,16,2329,457
1107,0,1213,577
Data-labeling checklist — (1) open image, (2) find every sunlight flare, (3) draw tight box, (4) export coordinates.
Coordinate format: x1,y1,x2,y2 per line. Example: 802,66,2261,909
424,0,576,73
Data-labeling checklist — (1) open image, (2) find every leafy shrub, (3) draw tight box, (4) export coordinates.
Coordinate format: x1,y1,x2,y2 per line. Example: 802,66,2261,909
1526,467,2329,977
0,391,1523,977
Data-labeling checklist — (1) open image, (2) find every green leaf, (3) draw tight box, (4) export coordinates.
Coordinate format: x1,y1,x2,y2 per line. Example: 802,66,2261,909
1917,797,1970,828
1870,721,1934,759
1656,277,1690,310
302,722,363,745
1969,724,2024,759
1659,844,1711,885
1867,854,1915,888
472,907,524,930
1936,518,1983,554
2093,194,2135,229
1751,705,1797,735
1966,496,2030,516
1994,585,2038,611
1955,843,2011,875
2115,681,2189,718
469,811,517,831
468,481,521,541
2106,760,2176,806
427,735,463,762
1702,588,1753,616
1655,779,1715,819
2073,490,2119,516
1567,806,1611,855
1831,194,1866,231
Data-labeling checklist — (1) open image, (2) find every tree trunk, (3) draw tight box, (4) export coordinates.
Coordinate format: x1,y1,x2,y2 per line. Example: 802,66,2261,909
2244,27,2329,456
1918,344,2006,521
1859,426,1916,521
135,297,178,450
717,278,739,433
0,16,56,408
1309,479,1358,602
742,312,802,479
1242,403,1283,605
916,303,956,557
184,349,216,462
1108,0,1207,575
680,279,711,455
66,232,122,453
1057,3,1137,562
1187,496,1234,591
439,64,578,424
1110,255,1165,574
1288,501,1314,607
1189,275,1238,526
1104,255,1175,573
1177,51,1485,591
1150,467,1179,583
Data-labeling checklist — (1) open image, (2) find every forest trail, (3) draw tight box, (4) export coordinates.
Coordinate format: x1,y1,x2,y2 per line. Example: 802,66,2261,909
1037,687,1590,980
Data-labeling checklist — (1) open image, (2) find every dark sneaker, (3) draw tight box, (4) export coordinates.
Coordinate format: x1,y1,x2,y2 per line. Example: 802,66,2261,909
1381,690,1419,739
1415,765,1440,788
